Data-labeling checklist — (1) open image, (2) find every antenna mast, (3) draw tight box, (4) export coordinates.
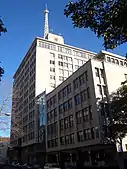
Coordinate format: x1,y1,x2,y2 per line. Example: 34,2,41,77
44,4,49,38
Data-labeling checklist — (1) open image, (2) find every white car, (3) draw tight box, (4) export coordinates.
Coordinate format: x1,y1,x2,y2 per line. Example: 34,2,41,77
44,163,60,169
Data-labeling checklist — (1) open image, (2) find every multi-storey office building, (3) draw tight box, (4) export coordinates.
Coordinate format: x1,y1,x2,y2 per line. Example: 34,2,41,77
46,51,127,166
10,8,96,164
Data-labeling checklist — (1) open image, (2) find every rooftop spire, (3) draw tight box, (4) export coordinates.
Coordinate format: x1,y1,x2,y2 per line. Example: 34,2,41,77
44,4,49,39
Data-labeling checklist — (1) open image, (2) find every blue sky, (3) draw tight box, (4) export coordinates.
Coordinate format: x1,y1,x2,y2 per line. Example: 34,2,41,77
0,0,127,136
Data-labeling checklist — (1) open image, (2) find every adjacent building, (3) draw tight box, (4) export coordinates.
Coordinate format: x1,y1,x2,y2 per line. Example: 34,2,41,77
0,137,9,163
46,51,127,167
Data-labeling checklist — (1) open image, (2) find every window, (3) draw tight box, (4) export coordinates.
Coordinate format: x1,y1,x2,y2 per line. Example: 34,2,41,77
75,94,81,105
60,136,65,145
81,90,86,102
59,104,63,114
85,71,88,81
50,60,55,64
50,67,55,72
63,102,68,112
70,134,74,144
76,111,82,123
65,135,69,144
54,108,57,118
59,76,64,81
50,53,55,57
77,131,84,142
73,78,79,89
63,87,67,97
125,144,127,150
58,91,62,100
58,61,63,66
111,58,115,63
64,70,68,77
79,60,83,66
107,57,111,62
87,87,90,99
68,99,72,109
120,61,123,66
125,74,127,80
50,75,55,80
68,57,72,62
60,119,64,130
115,59,119,65
100,69,104,78
79,73,85,85
69,115,73,127
67,83,71,94
59,69,64,75
98,85,102,95
68,64,73,70
64,117,69,129
95,68,99,77
85,129,91,140
103,86,107,95
124,62,127,67
64,63,68,68
50,83,55,88
95,127,99,138
69,71,73,76
58,54,63,59
75,65,79,70
63,56,68,61
82,107,89,122
91,128,95,139
89,106,92,120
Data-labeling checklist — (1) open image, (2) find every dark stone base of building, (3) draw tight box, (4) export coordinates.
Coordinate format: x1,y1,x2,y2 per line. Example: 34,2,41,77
47,144,118,168
8,143,45,167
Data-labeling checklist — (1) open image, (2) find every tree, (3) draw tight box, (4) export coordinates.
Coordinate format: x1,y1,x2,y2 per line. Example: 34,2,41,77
64,0,127,50
0,82,23,138
0,17,6,81
0,17,7,35
108,83,127,152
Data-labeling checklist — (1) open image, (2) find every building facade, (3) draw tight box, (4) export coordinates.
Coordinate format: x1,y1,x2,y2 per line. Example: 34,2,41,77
0,137,9,163
46,51,127,167
10,8,96,164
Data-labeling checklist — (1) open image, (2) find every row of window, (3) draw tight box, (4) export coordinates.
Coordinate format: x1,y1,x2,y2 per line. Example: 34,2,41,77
47,108,57,122
60,133,74,145
50,60,73,69
76,106,92,123
58,84,72,100
58,54,72,62
107,56,127,67
59,99,72,114
38,41,93,59
47,138,58,148
47,122,58,136
73,71,88,89
22,131,35,143
60,115,73,130
77,127,99,142
75,88,90,105
47,127,99,148
47,95,56,109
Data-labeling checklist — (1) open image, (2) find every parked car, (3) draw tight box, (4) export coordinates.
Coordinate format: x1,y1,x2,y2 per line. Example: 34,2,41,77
44,163,60,169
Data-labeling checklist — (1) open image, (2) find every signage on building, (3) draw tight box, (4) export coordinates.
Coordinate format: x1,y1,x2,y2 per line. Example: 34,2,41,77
36,91,46,143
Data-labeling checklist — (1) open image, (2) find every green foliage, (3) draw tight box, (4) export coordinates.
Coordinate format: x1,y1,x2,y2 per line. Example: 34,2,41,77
64,0,127,49
109,84,127,146
0,17,7,35
0,17,6,80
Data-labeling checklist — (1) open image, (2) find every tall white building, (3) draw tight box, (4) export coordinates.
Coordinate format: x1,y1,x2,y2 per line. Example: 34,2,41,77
10,7,96,163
